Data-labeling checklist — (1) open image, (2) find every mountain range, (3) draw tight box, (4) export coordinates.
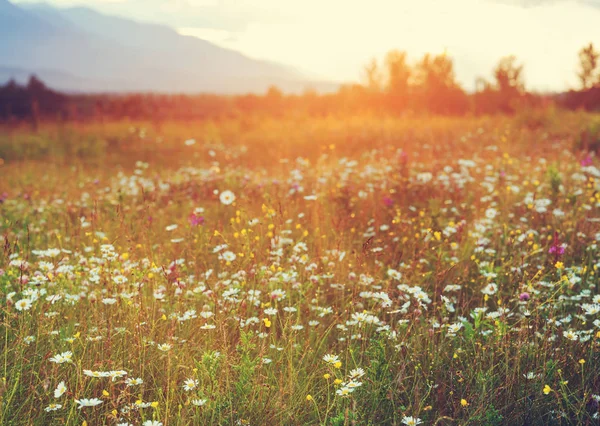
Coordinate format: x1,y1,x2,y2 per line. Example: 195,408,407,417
0,0,331,93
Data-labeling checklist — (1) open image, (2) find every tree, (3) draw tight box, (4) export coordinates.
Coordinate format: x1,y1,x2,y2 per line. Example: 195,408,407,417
265,85,284,114
362,57,383,92
493,55,525,113
473,76,498,115
383,50,412,111
577,43,599,90
415,53,457,89
494,55,525,94
27,75,47,93
413,52,468,114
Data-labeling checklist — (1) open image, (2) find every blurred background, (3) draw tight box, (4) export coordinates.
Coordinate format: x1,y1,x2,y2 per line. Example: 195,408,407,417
1,0,600,121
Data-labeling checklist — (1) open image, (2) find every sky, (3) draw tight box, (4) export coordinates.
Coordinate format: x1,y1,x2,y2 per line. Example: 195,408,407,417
12,0,600,91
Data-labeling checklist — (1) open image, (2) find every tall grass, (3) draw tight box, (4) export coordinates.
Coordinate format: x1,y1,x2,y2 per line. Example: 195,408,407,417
1,112,599,425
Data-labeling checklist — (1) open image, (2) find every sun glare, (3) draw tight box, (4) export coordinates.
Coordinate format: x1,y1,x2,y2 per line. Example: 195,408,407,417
177,0,600,90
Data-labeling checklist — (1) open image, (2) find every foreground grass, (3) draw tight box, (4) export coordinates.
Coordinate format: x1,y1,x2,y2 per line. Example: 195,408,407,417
1,112,600,425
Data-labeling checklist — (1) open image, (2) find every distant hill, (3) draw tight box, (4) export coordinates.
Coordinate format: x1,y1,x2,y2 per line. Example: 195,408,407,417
0,0,334,93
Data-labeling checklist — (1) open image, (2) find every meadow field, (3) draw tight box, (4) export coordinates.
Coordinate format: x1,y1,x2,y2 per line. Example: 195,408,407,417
1,111,600,425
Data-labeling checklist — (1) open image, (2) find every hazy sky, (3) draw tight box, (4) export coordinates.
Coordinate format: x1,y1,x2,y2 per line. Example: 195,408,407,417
13,0,600,90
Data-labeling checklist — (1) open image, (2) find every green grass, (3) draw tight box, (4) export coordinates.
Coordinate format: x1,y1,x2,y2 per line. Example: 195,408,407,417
0,111,599,425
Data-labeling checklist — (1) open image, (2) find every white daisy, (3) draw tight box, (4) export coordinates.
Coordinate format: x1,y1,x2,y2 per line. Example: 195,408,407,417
219,190,236,205
54,381,67,398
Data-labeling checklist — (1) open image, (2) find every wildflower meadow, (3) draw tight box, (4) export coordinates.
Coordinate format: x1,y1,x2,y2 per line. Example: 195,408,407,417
1,112,600,425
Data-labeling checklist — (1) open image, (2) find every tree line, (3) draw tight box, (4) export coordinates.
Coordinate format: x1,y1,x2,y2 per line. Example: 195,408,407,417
0,76,67,125
1,43,599,122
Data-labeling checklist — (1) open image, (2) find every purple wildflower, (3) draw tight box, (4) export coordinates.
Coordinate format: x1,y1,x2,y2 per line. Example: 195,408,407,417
188,213,204,227
548,245,565,255
549,231,565,262
581,155,593,167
